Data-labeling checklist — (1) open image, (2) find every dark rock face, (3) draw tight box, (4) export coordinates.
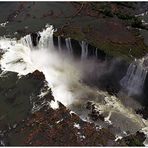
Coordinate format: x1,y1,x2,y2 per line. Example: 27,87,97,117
0,70,47,130
136,107,148,120
53,35,58,47
99,59,128,93
30,33,40,46
28,70,45,81
70,38,82,58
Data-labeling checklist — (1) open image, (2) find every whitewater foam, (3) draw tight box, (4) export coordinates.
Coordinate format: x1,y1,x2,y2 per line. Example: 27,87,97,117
0,26,82,106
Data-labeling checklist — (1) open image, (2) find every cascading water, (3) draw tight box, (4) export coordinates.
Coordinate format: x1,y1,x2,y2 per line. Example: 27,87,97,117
120,58,147,96
20,34,33,49
56,36,103,60
0,26,83,106
0,25,148,143
38,25,55,49
65,37,73,55
58,36,62,52
80,41,88,60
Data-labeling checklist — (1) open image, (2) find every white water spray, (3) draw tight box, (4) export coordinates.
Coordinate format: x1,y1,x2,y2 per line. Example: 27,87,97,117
120,58,147,96
0,26,82,106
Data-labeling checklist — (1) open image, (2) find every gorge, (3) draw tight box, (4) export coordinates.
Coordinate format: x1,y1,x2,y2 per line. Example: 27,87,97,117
0,24,148,146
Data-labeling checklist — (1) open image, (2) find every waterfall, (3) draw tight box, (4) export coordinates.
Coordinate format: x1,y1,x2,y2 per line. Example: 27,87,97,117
20,34,33,49
58,36,62,52
36,33,40,46
120,58,147,96
0,25,81,106
19,26,54,50
80,41,88,60
20,33,41,48
38,26,54,49
65,37,73,55
58,38,101,60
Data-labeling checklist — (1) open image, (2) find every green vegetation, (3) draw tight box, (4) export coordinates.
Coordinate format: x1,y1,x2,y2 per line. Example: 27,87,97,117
91,3,147,30
114,12,147,30
131,17,146,29
54,2,148,62
115,2,135,9
128,138,144,146
91,3,113,17
115,12,135,20
100,7,113,17
55,27,148,62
